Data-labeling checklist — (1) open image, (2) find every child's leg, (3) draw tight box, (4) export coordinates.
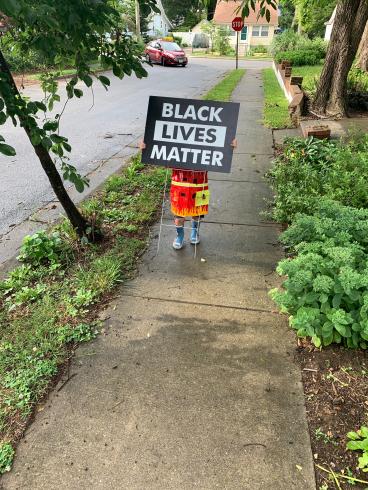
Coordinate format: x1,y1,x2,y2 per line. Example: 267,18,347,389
173,216,185,250
190,216,201,245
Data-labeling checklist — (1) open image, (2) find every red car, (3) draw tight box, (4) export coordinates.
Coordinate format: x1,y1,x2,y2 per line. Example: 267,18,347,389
145,40,188,67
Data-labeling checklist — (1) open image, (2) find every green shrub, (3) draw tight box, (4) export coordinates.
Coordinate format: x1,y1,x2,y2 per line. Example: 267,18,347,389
266,134,368,223
271,30,327,58
274,49,322,66
280,201,368,250
17,231,70,267
270,240,368,349
213,26,231,55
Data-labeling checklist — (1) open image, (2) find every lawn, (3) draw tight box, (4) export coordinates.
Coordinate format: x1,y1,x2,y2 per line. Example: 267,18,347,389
262,67,293,129
0,68,245,474
203,68,245,101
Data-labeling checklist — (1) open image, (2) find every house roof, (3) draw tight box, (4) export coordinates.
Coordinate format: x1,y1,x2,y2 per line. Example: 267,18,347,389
213,0,278,25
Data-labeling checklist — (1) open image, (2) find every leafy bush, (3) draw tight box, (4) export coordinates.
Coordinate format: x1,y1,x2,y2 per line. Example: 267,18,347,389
281,201,368,250
269,134,368,349
270,241,368,349
271,30,327,58
274,49,322,66
266,135,368,223
213,26,231,56
17,231,70,266
347,426,368,472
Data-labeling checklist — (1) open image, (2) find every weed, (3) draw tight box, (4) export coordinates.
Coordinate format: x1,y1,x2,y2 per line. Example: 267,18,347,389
0,443,14,473
315,427,338,446
347,426,368,472
17,231,69,267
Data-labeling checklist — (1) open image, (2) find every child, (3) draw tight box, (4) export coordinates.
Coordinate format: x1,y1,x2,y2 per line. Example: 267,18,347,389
140,139,237,249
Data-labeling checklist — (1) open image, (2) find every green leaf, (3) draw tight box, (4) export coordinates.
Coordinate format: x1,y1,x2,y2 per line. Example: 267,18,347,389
312,335,321,348
334,323,347,337
74,88,83,98
81,74,93,88
98,75,110,87
0,143,16,156
0,112,7,125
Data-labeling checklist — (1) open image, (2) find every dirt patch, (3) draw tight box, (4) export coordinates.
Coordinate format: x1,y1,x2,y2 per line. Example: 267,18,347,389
296,341,368,489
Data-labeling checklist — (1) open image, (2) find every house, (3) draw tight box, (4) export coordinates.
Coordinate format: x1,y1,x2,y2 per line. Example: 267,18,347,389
213,0,278,54
146,0,172,38
324,7,336,41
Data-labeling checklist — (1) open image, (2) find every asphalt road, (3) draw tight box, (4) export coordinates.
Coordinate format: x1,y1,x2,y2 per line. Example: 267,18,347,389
0,58,270,238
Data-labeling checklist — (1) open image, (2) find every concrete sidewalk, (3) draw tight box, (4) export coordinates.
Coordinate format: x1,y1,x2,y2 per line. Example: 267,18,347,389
2,70,316,490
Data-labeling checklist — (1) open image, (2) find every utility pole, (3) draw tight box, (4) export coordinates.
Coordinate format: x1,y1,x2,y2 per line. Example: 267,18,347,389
135,0,141,37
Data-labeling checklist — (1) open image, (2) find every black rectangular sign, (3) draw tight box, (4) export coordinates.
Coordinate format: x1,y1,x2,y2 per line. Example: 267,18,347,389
141,96,240,173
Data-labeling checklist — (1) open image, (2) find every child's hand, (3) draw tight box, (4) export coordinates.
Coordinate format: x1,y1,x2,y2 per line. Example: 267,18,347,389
139,141,146,150
231,138,237,149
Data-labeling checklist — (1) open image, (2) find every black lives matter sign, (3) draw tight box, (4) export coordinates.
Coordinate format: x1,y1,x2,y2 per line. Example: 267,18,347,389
141,96,240,173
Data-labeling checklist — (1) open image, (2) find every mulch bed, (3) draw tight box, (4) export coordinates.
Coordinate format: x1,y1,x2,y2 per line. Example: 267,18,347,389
296,341,368,489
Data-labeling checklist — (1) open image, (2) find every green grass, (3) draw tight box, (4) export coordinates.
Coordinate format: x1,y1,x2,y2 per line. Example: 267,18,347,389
203,68,245,101
290,64,323,95
262,67,293,129
0,68,245,474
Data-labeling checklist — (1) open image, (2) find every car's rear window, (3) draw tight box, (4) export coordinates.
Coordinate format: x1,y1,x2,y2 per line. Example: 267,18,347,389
161,42,181,51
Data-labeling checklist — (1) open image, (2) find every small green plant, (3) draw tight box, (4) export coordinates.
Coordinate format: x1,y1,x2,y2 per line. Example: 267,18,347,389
0,443,14,474
315,427,338,446
17,231,69,266
347,427,368,472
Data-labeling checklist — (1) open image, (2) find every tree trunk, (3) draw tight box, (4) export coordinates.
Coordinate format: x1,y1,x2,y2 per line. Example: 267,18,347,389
357,21,368,71
312,0,368,118
0,49,91,239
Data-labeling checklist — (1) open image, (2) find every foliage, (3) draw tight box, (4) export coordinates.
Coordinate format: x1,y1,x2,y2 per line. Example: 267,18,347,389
0,34,53,73
275,49,322,66
278,0,295,31
251,45,269,54
266,135,368,223
271,30,327,58
269,134,368,349
0,443,14,474
270,240,368,349
17,231,70,267
213,25,231,56
202,69,245,101
295,0,336,38
347,426,368,472
262,68,293,129
348,67,368,93
280,201,368,251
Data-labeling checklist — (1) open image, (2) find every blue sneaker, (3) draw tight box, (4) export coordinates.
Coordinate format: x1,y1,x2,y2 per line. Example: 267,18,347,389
173,226,184,249
190,220,200,245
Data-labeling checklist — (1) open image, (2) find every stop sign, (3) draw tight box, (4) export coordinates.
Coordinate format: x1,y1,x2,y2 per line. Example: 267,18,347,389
232,17,244,31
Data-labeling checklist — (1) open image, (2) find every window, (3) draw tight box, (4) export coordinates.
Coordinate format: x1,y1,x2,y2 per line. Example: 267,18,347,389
252,25,269,37
240,26,248,41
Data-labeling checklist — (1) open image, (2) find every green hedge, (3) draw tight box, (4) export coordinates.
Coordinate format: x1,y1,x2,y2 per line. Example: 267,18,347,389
275,49,322,66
